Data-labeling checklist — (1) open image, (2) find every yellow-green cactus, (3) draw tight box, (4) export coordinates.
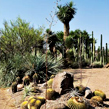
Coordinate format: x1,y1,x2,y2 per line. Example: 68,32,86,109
30,100,41,109
90,96,103,106
23,76,30,86
93,90,106,100
12,82,17,93
46,88,56,100
67,97,86,109
75,85,86,95
36,96,45,104
50,75,55,79
47,78,53,88
33,73,38,85
28,98,36,109
28,96,36,101
21,101,28,109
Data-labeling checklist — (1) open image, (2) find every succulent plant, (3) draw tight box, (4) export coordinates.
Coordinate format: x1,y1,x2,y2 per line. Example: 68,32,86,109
11,82,17,93
36,96,45,105
67,97,87,109
50,75,55,79
93,90,106,100
75,85,86,96
23,76,30,86
33,73,38,85
21,101,28,109
46,88,56,100
47,78,54,88
30,100,41,109
28,98,36,109
16,76,21,84
90,96,103,106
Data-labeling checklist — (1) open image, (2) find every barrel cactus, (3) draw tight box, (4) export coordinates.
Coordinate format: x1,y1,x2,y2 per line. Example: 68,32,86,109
93,90,106,100
75,85,86,95
47,78,54,88
23,76,30,86
28,98,36,109
36,96,45,104
33,73,38,86
21,101,28,109
46,88,56,100
16,76,21,84
90,96,103,106
50,75,55,79
12,82,17,93
30,100,41,109
67,97,87,109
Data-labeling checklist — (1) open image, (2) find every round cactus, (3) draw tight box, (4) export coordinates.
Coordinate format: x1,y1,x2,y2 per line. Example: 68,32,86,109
36,96,45,104
12,82,17,93
46,88,56,100
47,78,53,88
28,96,36,101
33,73,38,85
50,75,55,79
90,96,103,106
28,98,36,109
93,90,106,100
16,76,21,84
75,85,86,95
21,101,28,109
23,76,30,86
67,97,86,109
30,100,42,109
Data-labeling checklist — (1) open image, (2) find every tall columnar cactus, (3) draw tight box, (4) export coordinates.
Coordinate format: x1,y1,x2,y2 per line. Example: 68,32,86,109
100,34,103,64
106,43,108,64
103,47,105,66
92,31,95,63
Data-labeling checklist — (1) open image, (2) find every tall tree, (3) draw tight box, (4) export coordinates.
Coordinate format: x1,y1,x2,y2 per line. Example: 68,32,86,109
56,1,76,40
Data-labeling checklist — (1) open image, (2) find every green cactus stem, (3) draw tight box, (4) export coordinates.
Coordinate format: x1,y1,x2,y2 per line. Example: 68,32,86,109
12,82,17,93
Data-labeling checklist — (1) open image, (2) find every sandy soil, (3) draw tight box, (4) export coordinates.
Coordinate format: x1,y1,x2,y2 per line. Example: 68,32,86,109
0,68,109,109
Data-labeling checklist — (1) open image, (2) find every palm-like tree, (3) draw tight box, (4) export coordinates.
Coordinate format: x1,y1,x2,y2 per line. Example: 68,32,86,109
56,1,76,40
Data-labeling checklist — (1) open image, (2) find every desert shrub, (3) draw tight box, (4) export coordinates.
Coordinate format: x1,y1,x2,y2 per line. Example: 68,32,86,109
90,61,103,68
25,52,62,83
0,54,27,87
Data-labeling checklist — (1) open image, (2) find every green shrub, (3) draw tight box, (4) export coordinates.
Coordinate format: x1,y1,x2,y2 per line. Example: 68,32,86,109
90,61,103,68
25,53,62,83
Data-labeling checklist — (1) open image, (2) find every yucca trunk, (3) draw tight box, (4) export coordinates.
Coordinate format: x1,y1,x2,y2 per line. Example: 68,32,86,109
63,23,70,41
62,23,70,59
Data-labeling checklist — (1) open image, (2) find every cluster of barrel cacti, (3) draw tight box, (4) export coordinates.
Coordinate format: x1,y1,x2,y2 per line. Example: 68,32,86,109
21,96,45,109
67,85,106,108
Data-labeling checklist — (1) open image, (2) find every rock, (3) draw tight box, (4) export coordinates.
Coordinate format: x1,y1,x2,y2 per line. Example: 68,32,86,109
17,84,24,91
52,71,74,95
85,87,93,99
40,101,69,109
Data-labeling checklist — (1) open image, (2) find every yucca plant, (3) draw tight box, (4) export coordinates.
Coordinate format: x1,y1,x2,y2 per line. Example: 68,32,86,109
25,52,62,83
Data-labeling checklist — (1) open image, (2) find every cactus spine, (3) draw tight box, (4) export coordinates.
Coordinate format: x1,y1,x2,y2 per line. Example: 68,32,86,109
106,43,108,64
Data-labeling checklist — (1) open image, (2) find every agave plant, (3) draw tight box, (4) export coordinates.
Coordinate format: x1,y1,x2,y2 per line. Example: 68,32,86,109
25,52,62,83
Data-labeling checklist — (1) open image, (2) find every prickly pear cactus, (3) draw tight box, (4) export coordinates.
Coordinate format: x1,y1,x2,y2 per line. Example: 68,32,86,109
90,96,103,106
21,101,28,109
93,90,106,100
67,97,86,109
12,82,17,93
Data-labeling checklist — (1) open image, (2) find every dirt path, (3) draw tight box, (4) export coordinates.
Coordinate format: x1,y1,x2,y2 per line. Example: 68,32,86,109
0,68,109,109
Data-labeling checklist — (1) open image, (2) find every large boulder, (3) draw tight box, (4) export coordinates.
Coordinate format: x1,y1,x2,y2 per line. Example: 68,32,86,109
52,71,74,95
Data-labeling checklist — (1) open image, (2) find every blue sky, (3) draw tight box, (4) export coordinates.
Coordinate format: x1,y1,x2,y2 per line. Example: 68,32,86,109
0,0,109,48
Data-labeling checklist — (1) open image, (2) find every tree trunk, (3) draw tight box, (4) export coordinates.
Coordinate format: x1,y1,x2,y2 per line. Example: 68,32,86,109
63,23,70,59
64,23,70,41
